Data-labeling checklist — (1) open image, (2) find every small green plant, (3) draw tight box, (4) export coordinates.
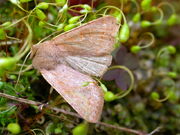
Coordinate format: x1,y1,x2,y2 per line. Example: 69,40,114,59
7,123,21,134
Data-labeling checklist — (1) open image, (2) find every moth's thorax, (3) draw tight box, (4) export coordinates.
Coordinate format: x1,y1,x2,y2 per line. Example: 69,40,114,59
31,40,67,70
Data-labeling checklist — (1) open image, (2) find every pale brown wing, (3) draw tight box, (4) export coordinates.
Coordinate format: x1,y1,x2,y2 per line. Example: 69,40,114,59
32,16,119,72
65,55,112,77
31,16,119,122
40,64,104,123
52,16,119,56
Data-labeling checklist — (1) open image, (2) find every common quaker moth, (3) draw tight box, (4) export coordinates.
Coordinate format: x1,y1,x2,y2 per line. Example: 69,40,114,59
31,16,119,123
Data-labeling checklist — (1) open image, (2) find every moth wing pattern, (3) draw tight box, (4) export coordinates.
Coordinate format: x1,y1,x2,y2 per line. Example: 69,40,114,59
65,55,112,77
52,16,119,56
52,16,119,76
40,64,104,123
32,16,120,122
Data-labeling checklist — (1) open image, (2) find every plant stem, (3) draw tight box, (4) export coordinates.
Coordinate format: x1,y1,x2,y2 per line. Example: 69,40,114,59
0,92,147,135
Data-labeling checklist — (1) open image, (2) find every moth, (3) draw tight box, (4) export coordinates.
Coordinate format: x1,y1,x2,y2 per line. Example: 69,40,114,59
31,16,119,123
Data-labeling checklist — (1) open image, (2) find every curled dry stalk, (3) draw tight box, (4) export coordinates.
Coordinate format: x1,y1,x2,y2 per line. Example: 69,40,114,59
112,65,134,98
15,20,33,60
15,20,32,89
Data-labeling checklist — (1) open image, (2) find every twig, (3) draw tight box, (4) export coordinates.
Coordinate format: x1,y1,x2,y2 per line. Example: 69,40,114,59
0,92,41,106
97,122,147,135
0,92,147,135
0,92,80,118
147,126,163,135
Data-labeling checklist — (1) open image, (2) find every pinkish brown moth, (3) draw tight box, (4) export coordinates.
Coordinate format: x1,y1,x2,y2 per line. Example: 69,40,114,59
31,16,119,123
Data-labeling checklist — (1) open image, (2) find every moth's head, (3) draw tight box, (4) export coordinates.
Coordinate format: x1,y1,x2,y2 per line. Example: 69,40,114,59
30,44,41,59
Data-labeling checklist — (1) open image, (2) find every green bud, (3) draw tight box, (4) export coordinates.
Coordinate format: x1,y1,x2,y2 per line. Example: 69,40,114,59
132,13,141,23
167,72,177,78
35,9,46,20
10,0,20,4
59,4,68,13
112,10,122,23
1,21,12,28
38,21,46,27
151,92,159,100
64,24,77,31
72,123,88,135
155,20,162,25
9,75,17,80
167,14,177,26
141,0,152,11
151,6,158,12
167,45,176,54
80,9,89,14
7,123,21,134
100,83,108,92
68,16,81,24
104,91,116,102
130,45,141,53
119,23,130,43
20,0,32,3
55,0,66,6
0,29,6,40
141,20,151,28
36,2,49,10
81,4,92,11
57,23,64,31
0,57,18,70
54,128,62,134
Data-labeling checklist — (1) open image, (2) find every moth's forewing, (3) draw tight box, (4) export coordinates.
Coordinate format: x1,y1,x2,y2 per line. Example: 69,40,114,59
40,65,104,123
52,16,119,56
32,16,119,76
51,16,119,76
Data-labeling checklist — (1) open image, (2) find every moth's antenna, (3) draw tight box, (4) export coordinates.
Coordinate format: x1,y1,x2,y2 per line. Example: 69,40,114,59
37,31,59,44
15,51,31,90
